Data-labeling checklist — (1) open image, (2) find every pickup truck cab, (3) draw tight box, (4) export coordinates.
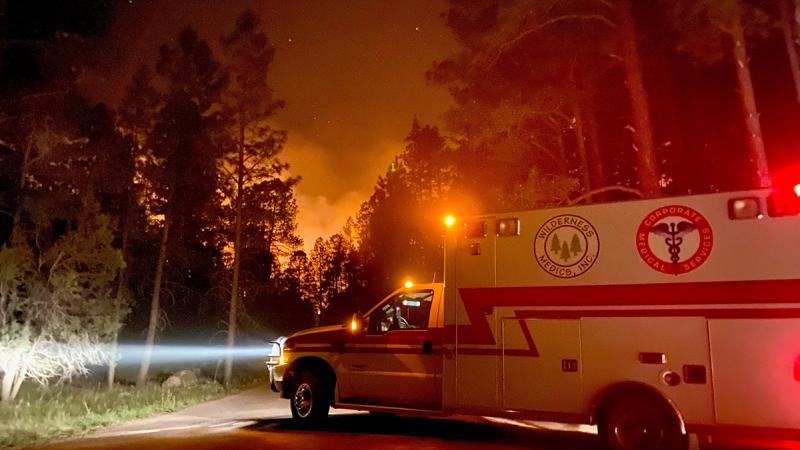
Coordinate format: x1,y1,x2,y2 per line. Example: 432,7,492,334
271,283,444,419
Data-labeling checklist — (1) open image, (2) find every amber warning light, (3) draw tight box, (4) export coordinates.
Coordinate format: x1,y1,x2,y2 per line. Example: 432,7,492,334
349,313,362,334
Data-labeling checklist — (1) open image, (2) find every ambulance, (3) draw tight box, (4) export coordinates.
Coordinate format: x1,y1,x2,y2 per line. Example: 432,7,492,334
270,186,800,450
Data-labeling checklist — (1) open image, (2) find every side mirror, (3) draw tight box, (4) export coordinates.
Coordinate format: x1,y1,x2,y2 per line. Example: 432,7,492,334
349,312,363,334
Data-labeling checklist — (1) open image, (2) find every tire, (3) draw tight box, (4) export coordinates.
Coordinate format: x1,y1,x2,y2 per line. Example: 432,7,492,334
599,394,687,450
290,371,330,423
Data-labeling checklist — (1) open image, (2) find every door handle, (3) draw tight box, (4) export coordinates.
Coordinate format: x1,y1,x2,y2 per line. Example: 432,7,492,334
422,339,433,355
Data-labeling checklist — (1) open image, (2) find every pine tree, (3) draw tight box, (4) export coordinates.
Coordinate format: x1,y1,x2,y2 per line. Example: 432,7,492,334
135,27,228,387
560,241,571,262
570,234,582,256
550,234,561,254
219,9,287,389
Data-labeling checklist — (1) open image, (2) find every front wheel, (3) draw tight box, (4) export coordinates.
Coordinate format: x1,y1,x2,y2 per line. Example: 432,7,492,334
290,371,330,423
599,394,687,450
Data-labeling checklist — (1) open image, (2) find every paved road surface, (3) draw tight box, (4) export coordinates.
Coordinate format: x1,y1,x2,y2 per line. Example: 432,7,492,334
36,387,782,450
37,387,602,450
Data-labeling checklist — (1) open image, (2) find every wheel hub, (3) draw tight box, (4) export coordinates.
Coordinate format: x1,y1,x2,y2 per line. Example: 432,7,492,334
614,411,665,450
294,382,313,418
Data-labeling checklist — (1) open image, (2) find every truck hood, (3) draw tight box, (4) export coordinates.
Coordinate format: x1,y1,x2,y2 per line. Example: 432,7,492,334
290,324,345,338
284,324,348,348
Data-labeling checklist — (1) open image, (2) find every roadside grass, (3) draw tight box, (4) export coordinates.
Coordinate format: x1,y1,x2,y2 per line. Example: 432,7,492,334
0,380,225,449
228,365,269,391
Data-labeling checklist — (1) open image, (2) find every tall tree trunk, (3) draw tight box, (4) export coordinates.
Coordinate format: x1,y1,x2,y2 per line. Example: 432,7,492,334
107,333,119,391
617,0,660,197
137,219,170,387
731,16,771,188
11,129,35,236
224,115,245,389
108,192,131,390
781,0,800,104
1,363,16,403
10,366,25,400
570,72,592,197
581,74,605,192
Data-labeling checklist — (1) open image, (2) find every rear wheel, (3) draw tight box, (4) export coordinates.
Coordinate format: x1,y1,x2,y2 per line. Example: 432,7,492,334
599,394,687,450
290,371,330,423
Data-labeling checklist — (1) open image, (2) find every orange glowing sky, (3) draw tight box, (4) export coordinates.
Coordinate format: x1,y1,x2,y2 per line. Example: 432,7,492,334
87,0,457,249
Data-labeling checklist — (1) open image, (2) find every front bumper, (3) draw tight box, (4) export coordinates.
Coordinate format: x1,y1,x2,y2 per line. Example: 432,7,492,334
269,362,287,394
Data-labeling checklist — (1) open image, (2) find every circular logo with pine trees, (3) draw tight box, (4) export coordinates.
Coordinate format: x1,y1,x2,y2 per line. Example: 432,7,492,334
533,215,599,278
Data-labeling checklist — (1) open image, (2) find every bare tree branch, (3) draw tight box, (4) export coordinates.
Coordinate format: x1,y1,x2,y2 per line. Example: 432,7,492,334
20,90,69,101
710,18,735,37
566,185,644,205
0,138,18,152
487,14,615,68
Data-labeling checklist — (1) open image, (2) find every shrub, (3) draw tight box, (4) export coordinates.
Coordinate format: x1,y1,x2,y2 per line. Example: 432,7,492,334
0,381,224,449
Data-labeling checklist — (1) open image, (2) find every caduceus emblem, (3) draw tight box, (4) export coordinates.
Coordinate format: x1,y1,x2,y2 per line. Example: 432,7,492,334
649,221,697,271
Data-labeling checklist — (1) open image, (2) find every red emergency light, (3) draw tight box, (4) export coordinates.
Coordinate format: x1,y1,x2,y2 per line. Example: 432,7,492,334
767,168,800,217
794,355,800,382
767,188,800,217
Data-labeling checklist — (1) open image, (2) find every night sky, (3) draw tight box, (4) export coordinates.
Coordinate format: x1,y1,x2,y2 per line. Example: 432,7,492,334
84,0,457,247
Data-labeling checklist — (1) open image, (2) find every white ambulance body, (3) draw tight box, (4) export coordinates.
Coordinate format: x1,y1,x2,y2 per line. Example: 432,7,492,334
446,188,800,437
272,188,800,450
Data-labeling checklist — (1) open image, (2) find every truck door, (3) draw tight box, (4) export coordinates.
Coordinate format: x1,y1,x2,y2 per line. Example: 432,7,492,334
338,288,442,410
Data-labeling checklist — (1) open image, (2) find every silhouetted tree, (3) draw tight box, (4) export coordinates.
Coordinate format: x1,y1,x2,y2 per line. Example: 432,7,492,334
429,0,654,204
218,9,288,387
135,27,228,386
668,0,773,187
